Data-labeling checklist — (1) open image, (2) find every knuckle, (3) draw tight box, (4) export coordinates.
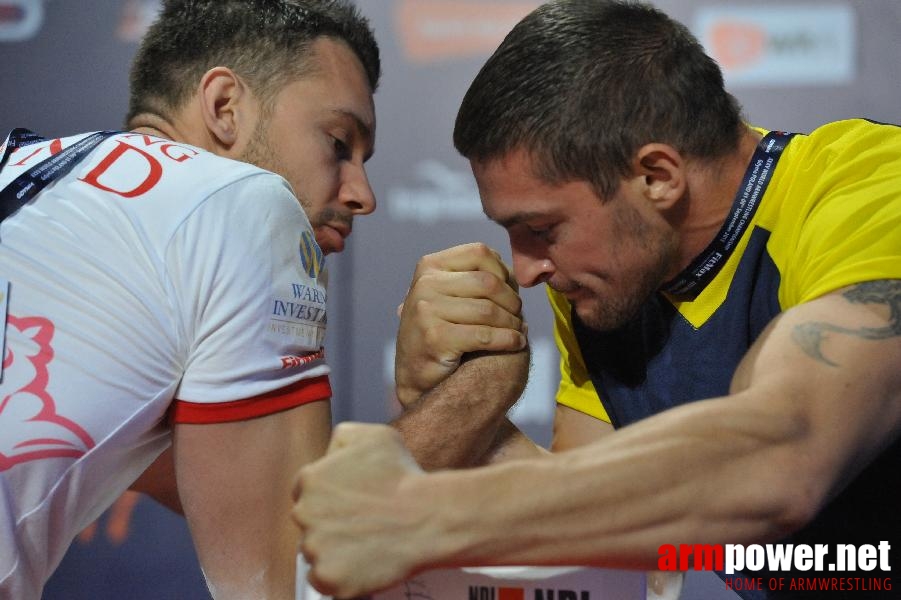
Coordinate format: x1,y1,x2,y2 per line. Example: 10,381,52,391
414,298,434,316
416,252,442,274
478,299,497,318
477,271,501,294
418,252,438,269
471,242,492,256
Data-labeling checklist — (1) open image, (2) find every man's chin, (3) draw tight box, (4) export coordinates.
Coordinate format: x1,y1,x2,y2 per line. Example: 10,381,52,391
575,299,636,333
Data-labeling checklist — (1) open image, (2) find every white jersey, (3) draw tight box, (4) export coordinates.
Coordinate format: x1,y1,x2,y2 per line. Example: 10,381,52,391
0,132,331,598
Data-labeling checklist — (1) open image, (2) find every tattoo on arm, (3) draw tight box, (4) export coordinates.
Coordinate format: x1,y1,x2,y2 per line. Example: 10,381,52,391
791,280,901,367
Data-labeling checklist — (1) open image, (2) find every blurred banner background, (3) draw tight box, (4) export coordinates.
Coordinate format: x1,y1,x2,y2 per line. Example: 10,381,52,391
1,1,899,598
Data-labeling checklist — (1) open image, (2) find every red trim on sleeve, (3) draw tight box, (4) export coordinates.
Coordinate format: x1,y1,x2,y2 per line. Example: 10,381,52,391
170,375,332,424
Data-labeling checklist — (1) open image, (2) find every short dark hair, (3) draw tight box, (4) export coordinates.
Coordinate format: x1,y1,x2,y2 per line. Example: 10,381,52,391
127,0,380,125
454,0,743,197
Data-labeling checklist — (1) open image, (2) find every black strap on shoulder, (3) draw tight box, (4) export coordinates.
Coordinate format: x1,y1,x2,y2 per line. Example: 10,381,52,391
0,129,119,225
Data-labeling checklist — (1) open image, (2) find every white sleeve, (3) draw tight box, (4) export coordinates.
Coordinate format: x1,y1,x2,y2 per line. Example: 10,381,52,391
166,172,330,421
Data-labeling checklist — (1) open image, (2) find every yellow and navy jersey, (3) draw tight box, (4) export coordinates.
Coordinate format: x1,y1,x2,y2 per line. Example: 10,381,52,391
550,118,901,599
551,118,901,425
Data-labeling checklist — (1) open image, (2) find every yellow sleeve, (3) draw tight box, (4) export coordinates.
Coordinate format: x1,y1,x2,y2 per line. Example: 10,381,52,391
547,286,611,423
777,120,901,306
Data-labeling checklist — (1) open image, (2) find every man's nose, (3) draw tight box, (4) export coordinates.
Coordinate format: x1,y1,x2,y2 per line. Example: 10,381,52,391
512,250,554,288
340,163,376,215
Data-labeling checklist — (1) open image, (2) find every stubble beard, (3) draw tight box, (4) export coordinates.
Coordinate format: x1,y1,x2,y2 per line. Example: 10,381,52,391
575,200,678,332
240,116,320,226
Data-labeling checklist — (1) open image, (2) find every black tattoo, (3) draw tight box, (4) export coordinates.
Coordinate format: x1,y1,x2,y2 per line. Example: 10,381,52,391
791,280,901,367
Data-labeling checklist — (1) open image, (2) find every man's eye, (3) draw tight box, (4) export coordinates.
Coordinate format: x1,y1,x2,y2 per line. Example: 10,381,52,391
527,225,553,240
333,137,350,160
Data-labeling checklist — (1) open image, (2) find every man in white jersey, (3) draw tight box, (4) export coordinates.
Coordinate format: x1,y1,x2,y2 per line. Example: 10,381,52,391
0,1,530,597
0,1,389,598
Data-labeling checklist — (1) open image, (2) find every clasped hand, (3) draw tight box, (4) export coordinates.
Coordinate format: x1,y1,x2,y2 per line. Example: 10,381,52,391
394,242,529,407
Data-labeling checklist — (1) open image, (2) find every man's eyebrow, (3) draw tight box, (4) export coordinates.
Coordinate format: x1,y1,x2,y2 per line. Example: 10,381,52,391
489,210,545,229
331,109,375,161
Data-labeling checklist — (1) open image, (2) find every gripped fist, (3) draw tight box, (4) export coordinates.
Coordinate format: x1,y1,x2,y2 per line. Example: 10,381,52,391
292,423,430,598
395,243,528,407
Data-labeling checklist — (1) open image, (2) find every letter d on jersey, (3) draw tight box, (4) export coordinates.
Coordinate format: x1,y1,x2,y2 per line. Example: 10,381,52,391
79,140,162,198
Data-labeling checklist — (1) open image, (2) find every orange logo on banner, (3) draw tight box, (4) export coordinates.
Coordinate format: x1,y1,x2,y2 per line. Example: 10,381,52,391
709,21,767,70
396,0,538,63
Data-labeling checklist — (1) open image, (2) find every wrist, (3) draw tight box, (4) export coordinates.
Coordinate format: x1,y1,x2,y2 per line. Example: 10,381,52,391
399,470,479,571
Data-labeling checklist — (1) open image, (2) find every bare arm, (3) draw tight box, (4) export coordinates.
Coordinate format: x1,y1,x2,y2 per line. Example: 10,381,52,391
391,243,537,468
418,282,901,565
456,402,614,466
294,281,901,597
178,400,331,599
392,350,538,469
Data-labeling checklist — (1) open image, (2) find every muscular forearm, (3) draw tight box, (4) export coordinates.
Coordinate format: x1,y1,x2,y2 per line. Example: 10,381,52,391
410,392,815,572
392,350,530,470
424,285,901,570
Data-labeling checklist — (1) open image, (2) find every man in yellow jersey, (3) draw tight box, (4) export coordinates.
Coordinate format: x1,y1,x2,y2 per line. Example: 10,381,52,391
292,1,901,599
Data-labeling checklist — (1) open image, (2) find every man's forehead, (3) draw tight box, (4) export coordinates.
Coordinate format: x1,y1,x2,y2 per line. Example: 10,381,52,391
473,156,548,226
473,147,542,180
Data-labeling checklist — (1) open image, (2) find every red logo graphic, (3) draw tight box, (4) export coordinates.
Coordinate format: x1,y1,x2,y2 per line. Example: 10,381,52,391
280,349,325,370
0,0,43,43
499,588,525,600
1,315,95,470
0,4,25,24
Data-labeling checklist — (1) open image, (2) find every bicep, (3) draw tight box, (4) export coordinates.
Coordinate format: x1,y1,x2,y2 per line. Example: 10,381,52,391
733,281,901,498
174,400,331,599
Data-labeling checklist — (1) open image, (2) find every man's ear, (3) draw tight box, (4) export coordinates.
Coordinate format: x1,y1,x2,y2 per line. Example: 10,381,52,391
197,66,254,151
631,143,686,212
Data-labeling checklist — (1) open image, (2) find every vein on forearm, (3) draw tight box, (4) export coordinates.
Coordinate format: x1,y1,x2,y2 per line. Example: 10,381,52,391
427,394,809,571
